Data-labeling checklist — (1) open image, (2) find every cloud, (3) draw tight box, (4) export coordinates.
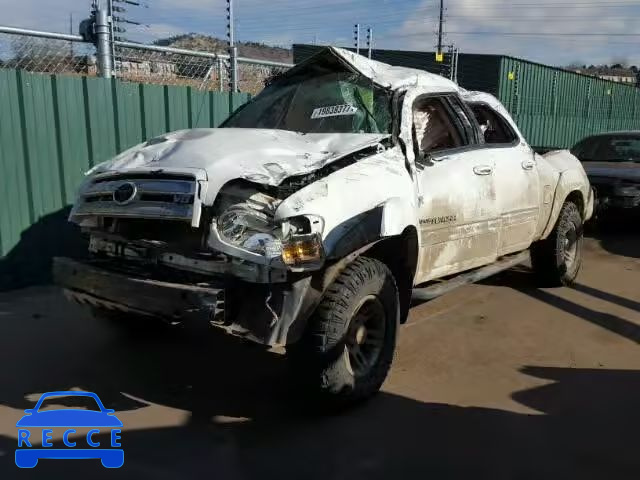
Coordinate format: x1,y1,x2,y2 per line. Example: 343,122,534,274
0,0,90,33
1,0,639,67
389,0,640,66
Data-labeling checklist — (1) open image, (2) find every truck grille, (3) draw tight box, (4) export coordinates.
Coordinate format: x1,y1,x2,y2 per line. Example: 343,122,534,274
71,174,200,224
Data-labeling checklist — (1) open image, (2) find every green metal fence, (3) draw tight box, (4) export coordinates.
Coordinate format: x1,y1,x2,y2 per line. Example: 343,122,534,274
0,68,249,286
497,57,640,149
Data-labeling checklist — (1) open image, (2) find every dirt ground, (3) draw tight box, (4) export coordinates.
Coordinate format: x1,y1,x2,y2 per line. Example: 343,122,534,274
0,232,638,479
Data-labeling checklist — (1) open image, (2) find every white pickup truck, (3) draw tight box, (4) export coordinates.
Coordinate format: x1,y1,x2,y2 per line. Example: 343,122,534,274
55,47,593,406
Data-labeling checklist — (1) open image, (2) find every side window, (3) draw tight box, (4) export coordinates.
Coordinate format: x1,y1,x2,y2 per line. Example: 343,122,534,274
446,95,480,145
469,104,518,145
412,96,467,155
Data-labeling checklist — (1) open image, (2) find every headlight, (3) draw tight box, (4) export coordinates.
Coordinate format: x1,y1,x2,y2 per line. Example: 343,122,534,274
217,205,282,258
212,183,325,269
215,207,325,269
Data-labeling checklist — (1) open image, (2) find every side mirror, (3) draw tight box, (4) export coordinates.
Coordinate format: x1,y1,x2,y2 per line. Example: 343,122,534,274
105,409,116,415
23,409,34,415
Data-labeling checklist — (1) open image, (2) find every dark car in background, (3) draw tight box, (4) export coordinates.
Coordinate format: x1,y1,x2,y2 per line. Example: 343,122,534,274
571,132,640,220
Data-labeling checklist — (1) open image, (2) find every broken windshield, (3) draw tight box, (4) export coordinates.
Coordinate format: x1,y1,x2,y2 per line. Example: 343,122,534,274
222,71,392,134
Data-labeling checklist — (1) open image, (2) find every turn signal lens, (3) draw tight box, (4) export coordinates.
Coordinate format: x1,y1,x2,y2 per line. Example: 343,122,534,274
281,233,324,267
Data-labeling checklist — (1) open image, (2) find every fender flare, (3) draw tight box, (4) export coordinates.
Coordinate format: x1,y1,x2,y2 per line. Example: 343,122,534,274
324,198,418,260
540,172,589,239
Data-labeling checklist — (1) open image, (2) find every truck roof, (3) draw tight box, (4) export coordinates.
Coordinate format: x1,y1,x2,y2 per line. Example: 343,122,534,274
290,46,460,93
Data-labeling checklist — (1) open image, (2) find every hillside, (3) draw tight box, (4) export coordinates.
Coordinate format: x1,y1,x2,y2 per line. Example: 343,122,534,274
154,34,293,63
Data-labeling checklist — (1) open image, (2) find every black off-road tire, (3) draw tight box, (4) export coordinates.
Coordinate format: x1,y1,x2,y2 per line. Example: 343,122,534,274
289,257,400,408
531,201,584,287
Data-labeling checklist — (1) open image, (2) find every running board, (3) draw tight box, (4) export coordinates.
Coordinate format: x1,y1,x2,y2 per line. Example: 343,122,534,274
412,250,530,301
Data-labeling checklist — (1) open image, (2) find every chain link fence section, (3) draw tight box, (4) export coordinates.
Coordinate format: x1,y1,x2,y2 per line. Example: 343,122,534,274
113,41,229,90
114,41,293,94
0,28,97,77
0,27,293,95
237,59,291,94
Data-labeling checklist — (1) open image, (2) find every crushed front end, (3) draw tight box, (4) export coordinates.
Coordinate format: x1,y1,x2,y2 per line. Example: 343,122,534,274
54,169,327,347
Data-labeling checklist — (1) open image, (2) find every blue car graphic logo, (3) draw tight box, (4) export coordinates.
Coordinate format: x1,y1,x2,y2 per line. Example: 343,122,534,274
15,391,123,468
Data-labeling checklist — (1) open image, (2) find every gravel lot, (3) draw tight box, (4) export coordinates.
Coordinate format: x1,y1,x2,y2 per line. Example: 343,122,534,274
1,232,638,479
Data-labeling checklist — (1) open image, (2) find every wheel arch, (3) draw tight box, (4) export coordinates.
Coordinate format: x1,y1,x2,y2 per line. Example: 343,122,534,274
542,188,586,239
361,226,419,323
286,225,419,345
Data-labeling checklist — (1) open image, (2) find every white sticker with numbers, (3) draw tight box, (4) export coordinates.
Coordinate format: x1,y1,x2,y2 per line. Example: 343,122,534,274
311,104,358,119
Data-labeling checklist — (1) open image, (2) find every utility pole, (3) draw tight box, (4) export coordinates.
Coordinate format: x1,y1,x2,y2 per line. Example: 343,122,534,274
95,3,113,78
354,24,360,54
366,27,373,59
227,0,238,92
69,13,74,57
107,0,116,75
437,0,444,57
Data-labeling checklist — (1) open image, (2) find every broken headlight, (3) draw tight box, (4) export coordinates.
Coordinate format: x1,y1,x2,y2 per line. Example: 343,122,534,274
280,215,325,270
212,183,325,269
217,205,282,259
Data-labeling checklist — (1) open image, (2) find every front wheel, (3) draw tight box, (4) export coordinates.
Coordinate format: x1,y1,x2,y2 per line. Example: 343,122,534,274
531,201,584,287
288,257,399,408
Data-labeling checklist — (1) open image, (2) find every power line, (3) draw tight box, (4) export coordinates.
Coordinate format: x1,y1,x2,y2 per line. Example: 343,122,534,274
450,32,640,37
382,31,640,40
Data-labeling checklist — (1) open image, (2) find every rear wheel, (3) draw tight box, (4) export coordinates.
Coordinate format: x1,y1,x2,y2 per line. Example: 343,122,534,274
289,257,399,408
531,201,583,286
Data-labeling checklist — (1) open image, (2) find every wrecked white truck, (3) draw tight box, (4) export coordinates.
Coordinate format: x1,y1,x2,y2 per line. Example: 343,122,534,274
55,47,593,404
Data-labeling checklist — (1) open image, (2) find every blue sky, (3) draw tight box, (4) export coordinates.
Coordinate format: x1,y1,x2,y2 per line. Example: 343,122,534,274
2,0,639,67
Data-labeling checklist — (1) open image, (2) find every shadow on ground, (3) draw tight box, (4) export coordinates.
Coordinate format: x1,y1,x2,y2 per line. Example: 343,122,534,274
0,207,87,291
586,217,640,259
482,265,640,345
0,289,639,479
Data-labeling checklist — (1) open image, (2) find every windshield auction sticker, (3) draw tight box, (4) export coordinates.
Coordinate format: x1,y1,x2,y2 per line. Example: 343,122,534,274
311,104,358,119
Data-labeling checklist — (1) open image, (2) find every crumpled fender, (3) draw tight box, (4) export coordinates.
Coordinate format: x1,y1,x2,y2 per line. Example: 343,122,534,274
540,150,594,239
274,147,418,258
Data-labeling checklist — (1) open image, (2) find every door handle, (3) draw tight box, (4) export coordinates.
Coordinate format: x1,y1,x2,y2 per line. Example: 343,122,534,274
473,165,493,176
522,160,536,171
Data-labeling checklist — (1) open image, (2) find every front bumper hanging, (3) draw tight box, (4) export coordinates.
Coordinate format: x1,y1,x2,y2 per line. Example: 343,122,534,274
53,257,315,347
53,257,225,323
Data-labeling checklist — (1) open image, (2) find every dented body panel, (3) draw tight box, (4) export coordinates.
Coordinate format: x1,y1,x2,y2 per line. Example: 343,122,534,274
539,149,594,238
275,146,418,257
56,47,592,347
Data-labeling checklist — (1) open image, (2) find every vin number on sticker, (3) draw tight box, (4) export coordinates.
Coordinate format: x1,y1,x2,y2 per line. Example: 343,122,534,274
311,104,358,119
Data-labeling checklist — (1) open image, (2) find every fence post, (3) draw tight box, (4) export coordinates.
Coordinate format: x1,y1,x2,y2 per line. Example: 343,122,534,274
95,6,112,78
454,48,460,84
218,57,224,92
230,46,238,93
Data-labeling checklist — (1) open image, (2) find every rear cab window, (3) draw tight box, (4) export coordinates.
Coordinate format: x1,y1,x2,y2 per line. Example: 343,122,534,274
468,103,518,145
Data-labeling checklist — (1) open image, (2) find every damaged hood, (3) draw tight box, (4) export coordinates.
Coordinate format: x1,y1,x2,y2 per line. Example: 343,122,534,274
92,128,389,203
582,161,640,182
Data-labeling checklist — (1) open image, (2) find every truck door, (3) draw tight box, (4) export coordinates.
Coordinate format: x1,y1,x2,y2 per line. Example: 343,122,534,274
410,94,500,283
468,103,541,254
